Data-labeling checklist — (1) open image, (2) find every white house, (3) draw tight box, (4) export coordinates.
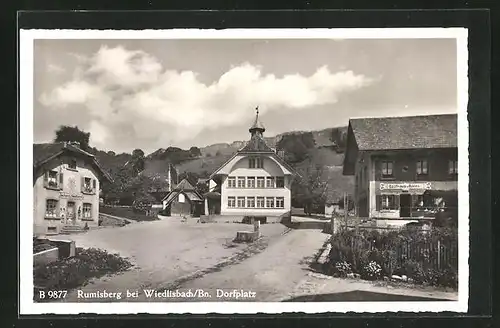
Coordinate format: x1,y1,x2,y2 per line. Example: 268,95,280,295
209,108,298,219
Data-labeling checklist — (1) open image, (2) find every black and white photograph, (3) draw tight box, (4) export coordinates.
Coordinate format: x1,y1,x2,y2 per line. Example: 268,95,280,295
20,28,469,314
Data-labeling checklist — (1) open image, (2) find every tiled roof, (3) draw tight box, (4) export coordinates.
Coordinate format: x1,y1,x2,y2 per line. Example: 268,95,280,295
173,178,195,191
239,134,274,153
33,142,112,182
350,114,457,150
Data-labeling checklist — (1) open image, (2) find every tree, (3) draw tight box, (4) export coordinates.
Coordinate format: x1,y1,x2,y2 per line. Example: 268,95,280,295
330,127,347,151
132,149,145,158
276,132,316,164
292,163,328,216
189,146,202,157
130,149,145,173
54,125,91,151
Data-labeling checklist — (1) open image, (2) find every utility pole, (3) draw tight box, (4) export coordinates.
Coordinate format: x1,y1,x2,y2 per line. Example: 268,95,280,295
344,192,348,230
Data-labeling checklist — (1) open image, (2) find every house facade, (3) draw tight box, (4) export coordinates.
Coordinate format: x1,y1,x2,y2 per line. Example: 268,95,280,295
343,114,458,226
33,142,112,235
209,108,298,218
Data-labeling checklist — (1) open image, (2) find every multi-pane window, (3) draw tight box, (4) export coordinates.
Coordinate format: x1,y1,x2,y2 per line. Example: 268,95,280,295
83,203,92,219
249,157,264,168
276,176,285,188
237,177,246,188
266,197,274,208
228,177,236,188
247,197,255,208
256,177,265,188
47,170,58,188
276,197,285,208
256,197,265,208
82,177,96,194
266,177,275,188
381,195,397,210
381,161,394,178
416,160,429,175
448,160,458,174
228,197,236,208
45,199,58,218
247,177,255,188
69,159,77,170
237,197,245,208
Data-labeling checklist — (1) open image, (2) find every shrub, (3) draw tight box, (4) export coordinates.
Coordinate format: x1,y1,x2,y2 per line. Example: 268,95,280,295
327,227,458,288
334,261,352,277
34,247,133,299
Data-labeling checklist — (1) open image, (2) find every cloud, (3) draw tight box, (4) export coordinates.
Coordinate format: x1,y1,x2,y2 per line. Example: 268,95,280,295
39,45,375,151
47,63,65,74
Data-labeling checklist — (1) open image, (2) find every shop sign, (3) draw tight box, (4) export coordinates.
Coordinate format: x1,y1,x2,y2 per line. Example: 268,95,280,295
59,191,84,200
379,182,431,191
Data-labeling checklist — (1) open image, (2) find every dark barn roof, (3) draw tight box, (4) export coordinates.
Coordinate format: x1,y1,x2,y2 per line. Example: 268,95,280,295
350,114,457,151
343,114,458,175
33,142,112,183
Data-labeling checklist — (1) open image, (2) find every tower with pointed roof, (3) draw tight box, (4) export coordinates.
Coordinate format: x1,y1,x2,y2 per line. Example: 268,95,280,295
207,107,299,221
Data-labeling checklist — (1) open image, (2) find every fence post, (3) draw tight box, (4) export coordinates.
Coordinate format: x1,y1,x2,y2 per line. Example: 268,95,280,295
437,239,441,270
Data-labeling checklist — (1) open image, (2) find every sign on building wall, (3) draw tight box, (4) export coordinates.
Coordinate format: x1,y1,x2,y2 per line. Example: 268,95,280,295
379,182,432,191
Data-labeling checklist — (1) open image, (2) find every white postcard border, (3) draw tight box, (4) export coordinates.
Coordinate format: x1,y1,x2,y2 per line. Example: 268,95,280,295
19,27,469,315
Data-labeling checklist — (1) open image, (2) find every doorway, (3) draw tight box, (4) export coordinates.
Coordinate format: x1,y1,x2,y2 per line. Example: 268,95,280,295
399,194,411,217
67,201,76,225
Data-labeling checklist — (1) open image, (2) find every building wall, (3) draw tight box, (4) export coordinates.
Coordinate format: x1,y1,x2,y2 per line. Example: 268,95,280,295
220,155,292,216
359,149,458,222
33,154,100,235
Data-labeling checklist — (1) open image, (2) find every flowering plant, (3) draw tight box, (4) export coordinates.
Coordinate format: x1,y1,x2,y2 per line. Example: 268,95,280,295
334,261,352,277
363,261,382,280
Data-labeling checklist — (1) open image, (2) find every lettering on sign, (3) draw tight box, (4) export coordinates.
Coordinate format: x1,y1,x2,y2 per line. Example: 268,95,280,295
59,192,84,200
379,182,432,191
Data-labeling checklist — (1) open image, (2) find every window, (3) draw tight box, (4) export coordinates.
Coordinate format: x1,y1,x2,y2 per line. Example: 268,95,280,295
237,197,245,208
82,177,94,193
380,195,397,210
249,158,256,168
68,159,77,170
45,199,58,218
381,161,394,178
228,197,236,208
266,177,275,188
228,177,236,188
276,176,285,188
256,177,265,188
46,170,59,189
256,197,265,208
82,203,92,219
247,197,255,208
178,193,185,203
266,197,274,208
276,197,284,208
247,177,255,188
449,160,458,174
416,160,428,175
237,177,246,188
256,158,264,168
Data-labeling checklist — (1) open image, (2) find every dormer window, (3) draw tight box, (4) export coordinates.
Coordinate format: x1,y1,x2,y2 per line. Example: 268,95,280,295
248,157,264,169
68,159,77,170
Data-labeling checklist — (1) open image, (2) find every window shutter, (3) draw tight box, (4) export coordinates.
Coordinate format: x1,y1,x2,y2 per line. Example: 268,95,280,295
43,171,48,186
394,195,400,210
376,195,381,211
92,179,97,192
59,173,64,187
81,177,85,192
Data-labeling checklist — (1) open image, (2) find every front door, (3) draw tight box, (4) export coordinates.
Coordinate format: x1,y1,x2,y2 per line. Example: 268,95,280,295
67,201,76,225
399,194,411,218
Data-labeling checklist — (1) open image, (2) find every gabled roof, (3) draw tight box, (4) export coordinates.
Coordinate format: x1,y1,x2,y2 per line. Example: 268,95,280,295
161,189,203,204
173,178,195,191
33,142,113,183
349,114,457,151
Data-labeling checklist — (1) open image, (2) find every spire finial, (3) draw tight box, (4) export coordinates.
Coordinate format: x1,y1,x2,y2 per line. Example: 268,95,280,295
256,106,259,116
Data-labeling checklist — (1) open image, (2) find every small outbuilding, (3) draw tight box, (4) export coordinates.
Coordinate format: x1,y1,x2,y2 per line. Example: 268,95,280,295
161,179,204,217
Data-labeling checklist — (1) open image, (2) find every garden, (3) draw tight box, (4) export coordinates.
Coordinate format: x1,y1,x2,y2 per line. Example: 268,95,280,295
326,227,458,289
34,247,133,301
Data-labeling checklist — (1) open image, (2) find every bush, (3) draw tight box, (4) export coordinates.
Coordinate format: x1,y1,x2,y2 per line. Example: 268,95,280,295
34,247,133,299
333,261,352,277
327,227,458,288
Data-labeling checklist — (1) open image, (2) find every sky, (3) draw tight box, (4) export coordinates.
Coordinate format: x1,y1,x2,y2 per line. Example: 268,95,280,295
33,37,458,154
